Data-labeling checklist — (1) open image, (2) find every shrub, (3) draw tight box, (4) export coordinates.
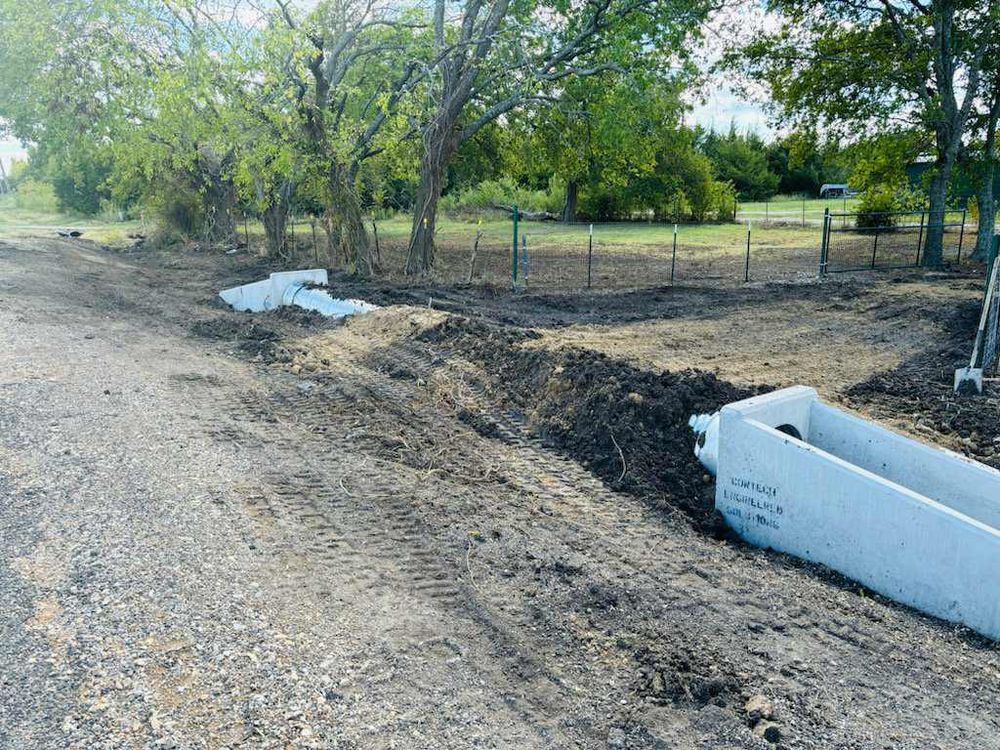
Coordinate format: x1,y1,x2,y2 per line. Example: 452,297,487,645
11,179,59,212
856,185,915,229
441,178,562,216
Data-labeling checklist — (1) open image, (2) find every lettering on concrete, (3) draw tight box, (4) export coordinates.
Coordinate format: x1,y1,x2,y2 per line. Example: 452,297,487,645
720,475,783,530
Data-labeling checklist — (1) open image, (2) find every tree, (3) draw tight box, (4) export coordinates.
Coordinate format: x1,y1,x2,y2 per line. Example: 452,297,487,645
269,0,434,274
734,0,999,266
404,0,713,274
699,125,780,200
0,0,123,215
970,51,1000,261
510,72,690,222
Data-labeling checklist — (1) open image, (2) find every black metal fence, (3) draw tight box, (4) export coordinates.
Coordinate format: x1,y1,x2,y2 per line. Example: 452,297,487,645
820,209,968,273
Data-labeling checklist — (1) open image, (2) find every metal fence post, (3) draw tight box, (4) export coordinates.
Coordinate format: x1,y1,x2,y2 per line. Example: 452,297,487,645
511,205,519,289
819,208,830,275
587,223,593,288
670,223,677,284
915,210,925,267
957,207,967,264
744,221,752,282
802,195,806,227
311,217,319,263
871,227,880,269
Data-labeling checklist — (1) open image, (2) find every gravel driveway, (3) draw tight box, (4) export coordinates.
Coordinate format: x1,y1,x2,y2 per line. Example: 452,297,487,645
1,238,997,749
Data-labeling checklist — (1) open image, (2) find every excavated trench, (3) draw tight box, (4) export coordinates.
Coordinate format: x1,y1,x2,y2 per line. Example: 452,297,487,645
417,317,763,531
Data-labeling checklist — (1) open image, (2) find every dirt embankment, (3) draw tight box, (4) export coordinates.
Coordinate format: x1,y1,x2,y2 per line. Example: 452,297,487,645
418,317,759,530
845,296,1000,469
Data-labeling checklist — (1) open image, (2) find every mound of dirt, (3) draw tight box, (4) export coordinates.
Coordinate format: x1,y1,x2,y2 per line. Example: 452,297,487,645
845,298,1000,469
189,317,279,356
419,318,760,529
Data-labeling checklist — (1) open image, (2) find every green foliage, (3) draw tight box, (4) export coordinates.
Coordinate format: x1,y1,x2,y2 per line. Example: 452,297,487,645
441,178,564,216
700,126,779,200
856,184,925,229
10,179,59,212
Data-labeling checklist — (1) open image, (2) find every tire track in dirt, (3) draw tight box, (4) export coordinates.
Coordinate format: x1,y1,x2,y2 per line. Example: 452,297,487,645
181,304,998,746
357,334,1000,743
189,360,594,745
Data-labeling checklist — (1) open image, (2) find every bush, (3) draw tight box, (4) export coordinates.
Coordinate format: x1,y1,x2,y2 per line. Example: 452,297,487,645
441,178,563,216
11,179,59,212
855,185,922,229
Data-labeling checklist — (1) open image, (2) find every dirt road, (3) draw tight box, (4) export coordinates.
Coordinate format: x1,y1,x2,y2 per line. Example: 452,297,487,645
1,238,997,749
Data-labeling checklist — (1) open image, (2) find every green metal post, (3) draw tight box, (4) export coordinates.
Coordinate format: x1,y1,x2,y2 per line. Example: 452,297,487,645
956,208,967,263
744,222,752,282
670,224,677,284
915,211,925,266
587,224,593,288
511,205,519,289
819,208,830,275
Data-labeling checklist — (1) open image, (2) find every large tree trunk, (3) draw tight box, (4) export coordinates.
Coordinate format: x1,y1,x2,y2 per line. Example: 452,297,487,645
256,178,295,258
201,172,237,243
262,202,288,258
973,94,999,262
563,180,578,223
405,125,457,275
923,156,954,267
328,165,376,275
973,161,996,262
197,147,237,244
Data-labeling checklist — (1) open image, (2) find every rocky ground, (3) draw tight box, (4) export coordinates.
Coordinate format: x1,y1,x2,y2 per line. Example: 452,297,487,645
0,237,997,749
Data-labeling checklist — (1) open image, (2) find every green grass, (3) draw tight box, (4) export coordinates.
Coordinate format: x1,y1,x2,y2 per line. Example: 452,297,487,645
0,184,141,245
737,195,859,223
372,214,824,256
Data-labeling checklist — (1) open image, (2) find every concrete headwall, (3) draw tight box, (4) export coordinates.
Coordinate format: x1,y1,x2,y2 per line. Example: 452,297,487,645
715,387,1000,640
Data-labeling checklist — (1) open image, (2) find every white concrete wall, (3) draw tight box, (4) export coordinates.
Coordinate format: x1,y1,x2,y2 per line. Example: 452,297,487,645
808,402,1000,530
715,388,1000,640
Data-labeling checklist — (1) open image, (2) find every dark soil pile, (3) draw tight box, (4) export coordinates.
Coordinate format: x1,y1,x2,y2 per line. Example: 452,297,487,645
189,317,279,357
845,297,1000,469
419,318,759,529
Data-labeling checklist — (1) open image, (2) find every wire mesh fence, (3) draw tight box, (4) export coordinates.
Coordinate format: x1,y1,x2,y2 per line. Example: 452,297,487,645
822,210,968,273
356,220,827,289
249,209,977,292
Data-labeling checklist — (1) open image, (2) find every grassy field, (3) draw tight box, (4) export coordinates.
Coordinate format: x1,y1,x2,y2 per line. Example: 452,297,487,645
0,189,969,288
363,213,831,286
371,213,824,252
736,195,859,224
0,187,141,245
